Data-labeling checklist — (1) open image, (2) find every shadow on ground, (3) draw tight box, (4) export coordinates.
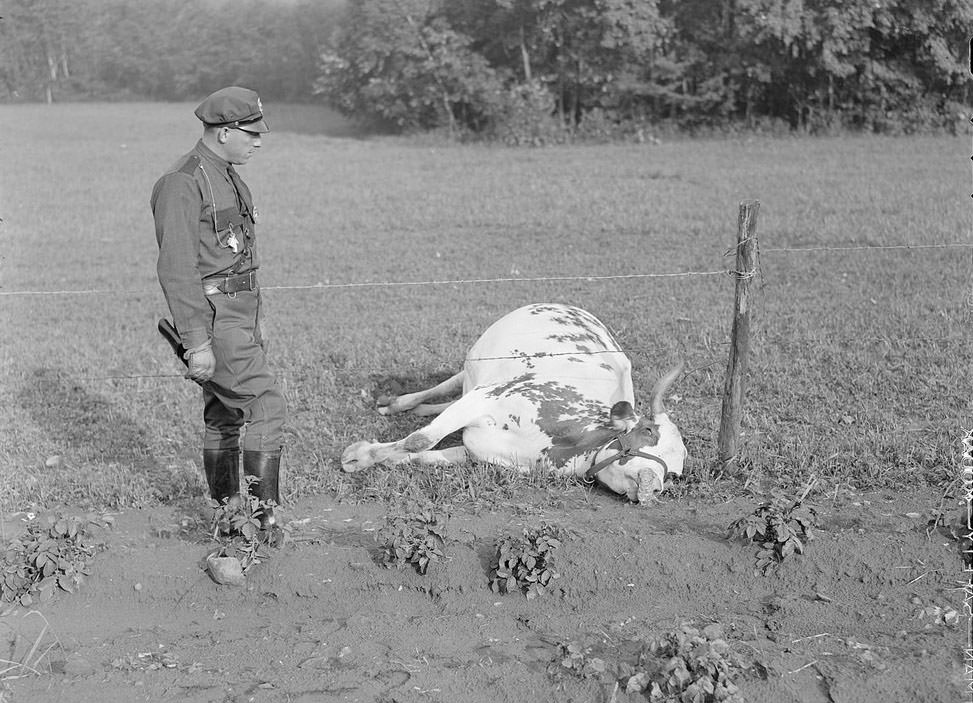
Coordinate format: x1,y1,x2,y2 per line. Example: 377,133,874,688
18,368,196,504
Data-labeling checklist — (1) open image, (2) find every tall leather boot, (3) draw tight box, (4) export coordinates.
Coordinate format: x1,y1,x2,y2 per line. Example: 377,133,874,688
203,448,241,506
243,448,283,544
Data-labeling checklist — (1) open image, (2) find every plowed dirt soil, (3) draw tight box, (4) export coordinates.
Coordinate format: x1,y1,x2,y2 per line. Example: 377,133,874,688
2,487,966,703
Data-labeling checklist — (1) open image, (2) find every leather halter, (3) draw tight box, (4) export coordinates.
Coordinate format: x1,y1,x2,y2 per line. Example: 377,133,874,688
584,429,669,482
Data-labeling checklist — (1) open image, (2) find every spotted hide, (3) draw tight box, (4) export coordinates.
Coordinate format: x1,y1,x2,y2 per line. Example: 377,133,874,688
341,303,687,502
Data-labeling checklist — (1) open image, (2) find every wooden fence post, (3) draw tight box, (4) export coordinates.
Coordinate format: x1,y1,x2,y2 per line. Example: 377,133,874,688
717,199,760,476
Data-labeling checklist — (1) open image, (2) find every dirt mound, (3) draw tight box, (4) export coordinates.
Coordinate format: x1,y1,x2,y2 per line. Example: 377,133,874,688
1,488,965,703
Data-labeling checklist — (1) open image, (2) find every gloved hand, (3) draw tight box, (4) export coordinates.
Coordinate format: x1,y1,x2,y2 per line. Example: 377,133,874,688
184,341,216,382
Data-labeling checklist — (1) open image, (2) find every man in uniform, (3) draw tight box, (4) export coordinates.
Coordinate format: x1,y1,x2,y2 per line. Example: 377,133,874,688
151,86,286,541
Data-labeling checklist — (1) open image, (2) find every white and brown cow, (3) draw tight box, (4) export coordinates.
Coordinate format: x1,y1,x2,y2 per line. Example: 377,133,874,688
341,303,687,503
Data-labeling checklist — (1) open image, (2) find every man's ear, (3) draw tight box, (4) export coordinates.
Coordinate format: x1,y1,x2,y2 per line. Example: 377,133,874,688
218,128,228,144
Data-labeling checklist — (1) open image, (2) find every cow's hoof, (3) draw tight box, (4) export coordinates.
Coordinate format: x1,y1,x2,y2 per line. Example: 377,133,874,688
341,441,373,473
376,394,392,407
376,394,399,416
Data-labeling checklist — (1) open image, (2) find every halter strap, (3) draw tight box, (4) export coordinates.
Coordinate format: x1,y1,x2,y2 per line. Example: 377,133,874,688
584,435,669,482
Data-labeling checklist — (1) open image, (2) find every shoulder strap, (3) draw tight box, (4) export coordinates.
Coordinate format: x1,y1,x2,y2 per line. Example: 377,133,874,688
177,154,201,176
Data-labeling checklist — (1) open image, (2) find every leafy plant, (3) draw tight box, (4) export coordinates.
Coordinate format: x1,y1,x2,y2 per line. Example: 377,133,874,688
209,482,276,573
0,512,113,606
727,485,818,574
623,623,745,703
490,523,563,599
377,504,448,575
550,641,610,680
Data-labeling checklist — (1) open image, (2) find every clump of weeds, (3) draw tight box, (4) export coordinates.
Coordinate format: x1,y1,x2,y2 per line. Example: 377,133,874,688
550,641,612,681
0,511,113,606
622,623,746,702
727,478,818,574
377,502,448,575
490,522,565,599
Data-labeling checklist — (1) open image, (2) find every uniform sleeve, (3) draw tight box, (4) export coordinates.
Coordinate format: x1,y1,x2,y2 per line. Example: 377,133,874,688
151,172,211,350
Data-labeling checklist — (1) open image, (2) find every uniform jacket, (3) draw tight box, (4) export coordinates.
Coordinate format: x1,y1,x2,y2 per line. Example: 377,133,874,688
151,140,258,350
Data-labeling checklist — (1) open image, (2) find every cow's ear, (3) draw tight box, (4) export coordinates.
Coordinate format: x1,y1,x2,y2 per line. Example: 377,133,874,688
609,401,637,431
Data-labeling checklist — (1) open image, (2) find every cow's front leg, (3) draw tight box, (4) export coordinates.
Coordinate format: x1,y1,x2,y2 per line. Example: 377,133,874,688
341,439,469,472
341,428,466,473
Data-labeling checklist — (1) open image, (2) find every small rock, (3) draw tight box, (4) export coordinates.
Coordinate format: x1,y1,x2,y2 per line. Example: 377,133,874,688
133,582,143,592
45,455,61,468
904,512,921,519
205,555,246,587
63,653,96,676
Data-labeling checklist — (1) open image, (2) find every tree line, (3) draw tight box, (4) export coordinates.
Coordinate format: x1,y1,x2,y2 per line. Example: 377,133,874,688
2,0,969,137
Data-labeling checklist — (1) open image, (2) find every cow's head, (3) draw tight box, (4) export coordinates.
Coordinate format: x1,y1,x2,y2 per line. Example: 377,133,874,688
586,364,687,503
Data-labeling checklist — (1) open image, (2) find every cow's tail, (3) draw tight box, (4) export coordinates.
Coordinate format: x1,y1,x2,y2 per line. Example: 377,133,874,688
650,362,683,416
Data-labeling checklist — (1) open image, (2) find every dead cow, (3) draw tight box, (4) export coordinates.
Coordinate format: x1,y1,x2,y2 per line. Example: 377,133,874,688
341,303,687,502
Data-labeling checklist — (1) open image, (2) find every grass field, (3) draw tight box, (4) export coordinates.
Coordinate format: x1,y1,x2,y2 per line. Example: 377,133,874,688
0,102,967,514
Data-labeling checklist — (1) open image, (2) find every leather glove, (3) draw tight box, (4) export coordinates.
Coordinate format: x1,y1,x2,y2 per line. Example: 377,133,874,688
184,341,216,382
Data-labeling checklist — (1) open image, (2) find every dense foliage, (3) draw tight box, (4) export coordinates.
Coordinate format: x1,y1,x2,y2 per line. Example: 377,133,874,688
1,0,970,133
0,0,340,102
1,512,112,606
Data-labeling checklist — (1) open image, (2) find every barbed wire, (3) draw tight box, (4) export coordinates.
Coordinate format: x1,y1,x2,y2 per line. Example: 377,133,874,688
759,242,969,253
5,237,966,386
1,241,968,297
51,330,964,387
262,270,731,292
0,269,729,297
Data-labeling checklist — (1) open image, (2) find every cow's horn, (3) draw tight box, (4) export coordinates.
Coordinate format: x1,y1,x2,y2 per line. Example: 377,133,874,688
650,362,684,416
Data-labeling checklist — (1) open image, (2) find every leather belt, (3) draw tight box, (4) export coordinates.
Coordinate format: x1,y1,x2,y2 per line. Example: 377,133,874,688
203,270,257,295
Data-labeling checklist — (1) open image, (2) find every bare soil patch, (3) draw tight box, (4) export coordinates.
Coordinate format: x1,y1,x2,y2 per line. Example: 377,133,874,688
2,488,964,703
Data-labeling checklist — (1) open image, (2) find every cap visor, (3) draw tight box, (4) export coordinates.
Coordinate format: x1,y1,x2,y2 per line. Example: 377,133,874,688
236,118,269,134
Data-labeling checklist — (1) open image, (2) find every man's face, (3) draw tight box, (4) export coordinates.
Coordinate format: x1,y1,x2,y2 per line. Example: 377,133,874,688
221,127,262,165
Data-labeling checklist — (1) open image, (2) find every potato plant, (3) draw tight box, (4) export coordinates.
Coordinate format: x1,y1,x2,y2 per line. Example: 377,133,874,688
209,480,278,573
490,523,563,599
377,504,448,575
1,512,113,606
623,623,746,702
727,489,818,574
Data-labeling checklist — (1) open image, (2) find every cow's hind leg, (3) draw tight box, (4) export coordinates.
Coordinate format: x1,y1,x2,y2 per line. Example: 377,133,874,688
377,370,464,416
342,389,490,472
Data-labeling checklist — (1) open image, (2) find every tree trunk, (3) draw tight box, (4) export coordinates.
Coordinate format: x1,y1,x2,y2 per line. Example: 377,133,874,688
574,56,581,125
519,26,531,82
46,47,57,103
442,91,455,137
